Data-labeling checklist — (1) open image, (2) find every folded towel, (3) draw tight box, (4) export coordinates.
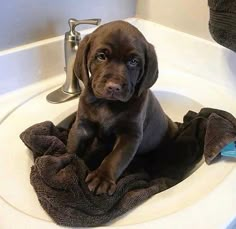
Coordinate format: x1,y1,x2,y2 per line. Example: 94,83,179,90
208,0,236,52
20,108,236,227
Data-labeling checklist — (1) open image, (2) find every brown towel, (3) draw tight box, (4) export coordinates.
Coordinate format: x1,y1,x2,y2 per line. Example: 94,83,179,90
20,108,236,227
208,0,236,52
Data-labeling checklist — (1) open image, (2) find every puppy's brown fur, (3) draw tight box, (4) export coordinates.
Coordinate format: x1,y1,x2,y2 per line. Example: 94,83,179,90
67,21,177,195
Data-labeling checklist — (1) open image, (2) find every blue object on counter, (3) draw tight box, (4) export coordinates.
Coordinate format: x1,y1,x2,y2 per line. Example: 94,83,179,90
220,141,236,158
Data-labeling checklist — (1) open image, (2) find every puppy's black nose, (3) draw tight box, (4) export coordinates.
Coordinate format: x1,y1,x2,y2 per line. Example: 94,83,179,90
106,82,121,93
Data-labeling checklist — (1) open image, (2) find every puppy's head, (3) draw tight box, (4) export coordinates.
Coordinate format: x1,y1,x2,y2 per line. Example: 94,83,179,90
74,21,158,102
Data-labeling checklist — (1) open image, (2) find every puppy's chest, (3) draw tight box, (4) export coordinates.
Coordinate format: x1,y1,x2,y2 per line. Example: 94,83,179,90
87,106,126,135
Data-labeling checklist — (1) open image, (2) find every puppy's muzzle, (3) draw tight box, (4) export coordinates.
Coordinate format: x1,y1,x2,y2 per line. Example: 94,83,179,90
104,81,122,99
106,82,121,93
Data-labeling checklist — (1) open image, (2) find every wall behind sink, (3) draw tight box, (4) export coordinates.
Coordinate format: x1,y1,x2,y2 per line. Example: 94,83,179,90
136,0,212,41
0,0,136,51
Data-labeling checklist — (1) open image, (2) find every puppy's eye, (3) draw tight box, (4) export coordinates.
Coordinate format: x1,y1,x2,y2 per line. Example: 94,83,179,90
96,52,107,62
127,58,139,67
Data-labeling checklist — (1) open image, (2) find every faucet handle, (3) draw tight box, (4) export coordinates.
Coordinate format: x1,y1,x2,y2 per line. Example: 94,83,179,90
66,18,101,41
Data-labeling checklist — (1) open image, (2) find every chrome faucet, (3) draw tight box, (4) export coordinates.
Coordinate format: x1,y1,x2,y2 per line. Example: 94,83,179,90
46,18,101,103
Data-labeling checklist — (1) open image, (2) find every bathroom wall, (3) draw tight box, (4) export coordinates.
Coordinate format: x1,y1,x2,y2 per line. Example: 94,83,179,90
136,0,212,41
0,0,136,51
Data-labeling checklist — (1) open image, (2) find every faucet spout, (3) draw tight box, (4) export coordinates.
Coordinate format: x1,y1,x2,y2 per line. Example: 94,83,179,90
46,18,101,104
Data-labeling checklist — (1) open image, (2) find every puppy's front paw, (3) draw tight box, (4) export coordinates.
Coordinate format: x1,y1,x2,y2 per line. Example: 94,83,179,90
85,169,116,195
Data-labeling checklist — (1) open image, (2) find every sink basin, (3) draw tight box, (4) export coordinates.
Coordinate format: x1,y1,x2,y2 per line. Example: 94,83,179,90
1,68,236,228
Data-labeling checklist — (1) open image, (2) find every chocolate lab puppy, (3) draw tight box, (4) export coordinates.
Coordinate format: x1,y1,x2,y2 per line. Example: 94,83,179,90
67,21,177,195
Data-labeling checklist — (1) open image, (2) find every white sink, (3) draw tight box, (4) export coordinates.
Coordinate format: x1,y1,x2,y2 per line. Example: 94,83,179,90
1,18,236,229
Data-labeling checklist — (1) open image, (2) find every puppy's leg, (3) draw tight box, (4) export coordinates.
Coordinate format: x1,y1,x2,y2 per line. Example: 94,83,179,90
67,119,96,156
86,131,142,195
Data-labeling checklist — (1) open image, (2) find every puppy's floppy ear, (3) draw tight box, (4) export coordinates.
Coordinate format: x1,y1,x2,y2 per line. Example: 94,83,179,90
73,34,91,87
138,42,158,96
